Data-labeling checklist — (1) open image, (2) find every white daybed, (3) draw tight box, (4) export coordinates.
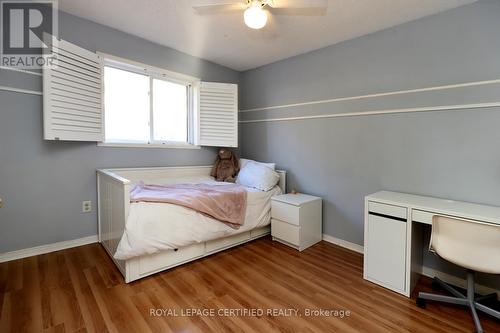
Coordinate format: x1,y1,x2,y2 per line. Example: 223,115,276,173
97,165,286,283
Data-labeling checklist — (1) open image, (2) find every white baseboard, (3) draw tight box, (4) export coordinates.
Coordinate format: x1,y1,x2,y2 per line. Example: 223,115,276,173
322,234,364,253
0,235,98,263
322,233,500,297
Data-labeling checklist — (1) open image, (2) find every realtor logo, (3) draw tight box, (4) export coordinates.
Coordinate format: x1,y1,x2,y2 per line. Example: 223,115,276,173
1,0,58,68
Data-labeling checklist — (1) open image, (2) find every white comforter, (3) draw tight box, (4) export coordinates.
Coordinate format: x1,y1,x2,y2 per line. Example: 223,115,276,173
114,177,281,260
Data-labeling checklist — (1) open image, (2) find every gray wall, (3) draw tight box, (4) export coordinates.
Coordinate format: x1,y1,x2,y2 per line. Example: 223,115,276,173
0,11,238,253
239,0,500,287
1,0,499,289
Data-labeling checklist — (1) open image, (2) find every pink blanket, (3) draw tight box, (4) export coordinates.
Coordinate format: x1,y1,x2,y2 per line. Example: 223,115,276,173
130,183,247,228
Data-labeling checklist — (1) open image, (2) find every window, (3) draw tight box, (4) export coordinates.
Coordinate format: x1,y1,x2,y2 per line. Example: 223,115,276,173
102,56,198,147
152,79,188,142
104,67,149,143
44,44,238,147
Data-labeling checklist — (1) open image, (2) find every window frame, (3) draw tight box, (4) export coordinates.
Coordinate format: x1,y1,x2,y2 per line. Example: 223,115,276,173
97,52,201,149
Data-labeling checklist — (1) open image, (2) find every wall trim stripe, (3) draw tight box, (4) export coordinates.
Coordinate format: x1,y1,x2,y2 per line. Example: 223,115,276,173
0,66,43,76
239,102,500,124
0,85,42,96
239,78,500,113
0,235,98,263
322,234,500,296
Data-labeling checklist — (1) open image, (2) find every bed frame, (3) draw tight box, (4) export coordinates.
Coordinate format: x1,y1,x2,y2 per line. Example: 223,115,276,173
97,165,286,283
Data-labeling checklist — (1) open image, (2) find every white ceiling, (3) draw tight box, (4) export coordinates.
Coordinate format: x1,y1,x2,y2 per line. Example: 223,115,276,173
59,0,476,71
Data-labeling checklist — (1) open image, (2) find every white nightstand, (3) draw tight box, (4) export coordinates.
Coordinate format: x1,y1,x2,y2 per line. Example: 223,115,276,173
271,193,322,251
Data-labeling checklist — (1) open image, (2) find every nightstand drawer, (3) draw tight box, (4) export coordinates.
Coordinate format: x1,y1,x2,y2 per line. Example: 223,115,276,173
271,201,300,225
271,219,300,246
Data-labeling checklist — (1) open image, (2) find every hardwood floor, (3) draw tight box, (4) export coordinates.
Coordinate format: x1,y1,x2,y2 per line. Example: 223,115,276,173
0,238,499,333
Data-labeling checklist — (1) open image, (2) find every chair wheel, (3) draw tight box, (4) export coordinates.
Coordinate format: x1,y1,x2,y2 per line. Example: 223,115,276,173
416,297,426,308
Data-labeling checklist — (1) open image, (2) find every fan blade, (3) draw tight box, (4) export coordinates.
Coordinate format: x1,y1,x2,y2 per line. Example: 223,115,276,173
271,7,327,16
267,0,328,9
270,7,327,16
193,3,245,14
192,0,243,6
192,1,246,14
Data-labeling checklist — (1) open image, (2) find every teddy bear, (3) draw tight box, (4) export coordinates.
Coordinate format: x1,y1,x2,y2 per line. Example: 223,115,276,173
210,148,239,182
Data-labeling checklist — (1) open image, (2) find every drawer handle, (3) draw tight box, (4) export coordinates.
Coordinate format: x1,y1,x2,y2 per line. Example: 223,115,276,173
369,212,406,222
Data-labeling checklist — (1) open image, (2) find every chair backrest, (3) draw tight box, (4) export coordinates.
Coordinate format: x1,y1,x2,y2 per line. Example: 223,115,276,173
430,215,500,274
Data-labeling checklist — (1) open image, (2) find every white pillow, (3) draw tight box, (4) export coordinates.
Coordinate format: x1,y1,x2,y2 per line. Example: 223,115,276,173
237,160,279,191
239,158,275,170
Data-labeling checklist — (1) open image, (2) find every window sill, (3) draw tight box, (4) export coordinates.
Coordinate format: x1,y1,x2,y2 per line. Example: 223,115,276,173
97,142,201,149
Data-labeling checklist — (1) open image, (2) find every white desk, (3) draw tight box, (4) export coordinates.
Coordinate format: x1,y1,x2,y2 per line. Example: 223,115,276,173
363,191,500,297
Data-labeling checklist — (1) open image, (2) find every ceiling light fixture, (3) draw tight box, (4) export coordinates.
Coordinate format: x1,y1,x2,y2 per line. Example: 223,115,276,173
244,0,268,29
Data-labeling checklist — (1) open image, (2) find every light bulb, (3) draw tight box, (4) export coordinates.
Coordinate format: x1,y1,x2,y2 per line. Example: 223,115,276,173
244,4,267,29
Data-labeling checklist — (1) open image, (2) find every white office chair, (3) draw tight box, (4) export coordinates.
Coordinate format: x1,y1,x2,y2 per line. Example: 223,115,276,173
417,215,500,333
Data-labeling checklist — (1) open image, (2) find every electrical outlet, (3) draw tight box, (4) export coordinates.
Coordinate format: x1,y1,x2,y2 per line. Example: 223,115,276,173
82,200,92,213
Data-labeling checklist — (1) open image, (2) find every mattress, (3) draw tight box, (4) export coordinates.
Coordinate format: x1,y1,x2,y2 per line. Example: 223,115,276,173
114,177,282,260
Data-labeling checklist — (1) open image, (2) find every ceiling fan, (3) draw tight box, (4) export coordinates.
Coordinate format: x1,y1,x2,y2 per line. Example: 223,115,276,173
192,0,328,30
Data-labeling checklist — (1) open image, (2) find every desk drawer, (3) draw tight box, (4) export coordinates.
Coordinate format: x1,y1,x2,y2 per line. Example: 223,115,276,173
271,219,300,246
368,201,407,220
412,210,440,225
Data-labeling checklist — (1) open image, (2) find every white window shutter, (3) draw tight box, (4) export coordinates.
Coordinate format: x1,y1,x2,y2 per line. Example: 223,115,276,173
198,82,238,147
43,39,103,141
